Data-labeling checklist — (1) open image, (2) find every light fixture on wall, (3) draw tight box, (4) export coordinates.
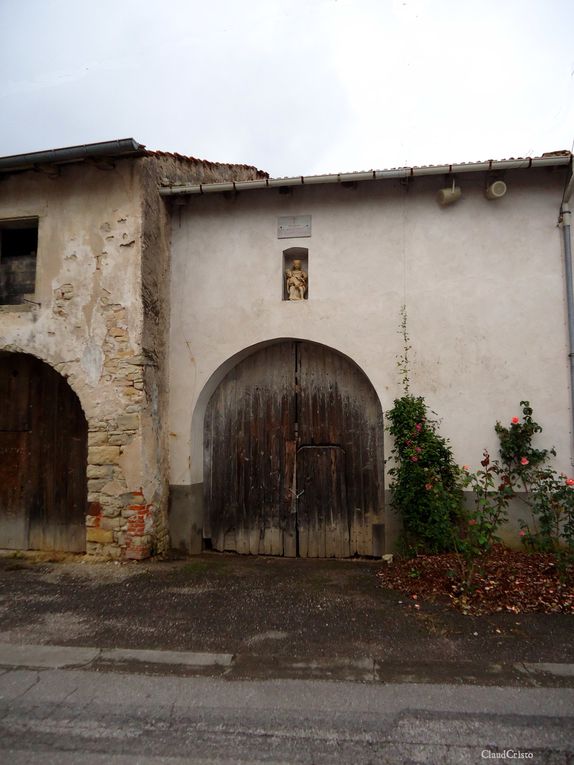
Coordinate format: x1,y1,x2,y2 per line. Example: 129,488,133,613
437,178,462,207
485,180,507,200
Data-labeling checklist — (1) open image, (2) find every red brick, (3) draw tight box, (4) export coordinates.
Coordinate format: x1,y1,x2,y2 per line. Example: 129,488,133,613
88,501,103,516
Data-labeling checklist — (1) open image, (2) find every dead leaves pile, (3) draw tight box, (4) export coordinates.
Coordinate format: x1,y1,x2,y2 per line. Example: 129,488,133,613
377,546,574,615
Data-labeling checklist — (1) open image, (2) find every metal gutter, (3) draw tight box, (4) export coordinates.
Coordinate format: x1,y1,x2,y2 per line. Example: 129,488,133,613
159,154,572,197
563,158,574,204
0,139,146,173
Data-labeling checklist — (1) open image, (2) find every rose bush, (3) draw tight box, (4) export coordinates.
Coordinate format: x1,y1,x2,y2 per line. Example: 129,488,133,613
461,402,574,581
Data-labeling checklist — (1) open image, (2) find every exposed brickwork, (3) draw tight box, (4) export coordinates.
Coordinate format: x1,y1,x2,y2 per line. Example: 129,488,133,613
120,490,153,559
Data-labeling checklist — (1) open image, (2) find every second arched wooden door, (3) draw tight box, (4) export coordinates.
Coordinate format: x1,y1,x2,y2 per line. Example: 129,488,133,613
203,340,384,557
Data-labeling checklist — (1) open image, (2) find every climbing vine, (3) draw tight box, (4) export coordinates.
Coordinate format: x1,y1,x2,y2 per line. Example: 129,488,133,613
387,307,462,553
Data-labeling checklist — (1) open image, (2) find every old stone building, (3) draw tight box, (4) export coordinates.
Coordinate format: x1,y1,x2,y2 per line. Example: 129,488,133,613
1,140,573,558
0,139,267,558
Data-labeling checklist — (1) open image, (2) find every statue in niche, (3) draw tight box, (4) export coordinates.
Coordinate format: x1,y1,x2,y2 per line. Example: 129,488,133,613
285,259,308,301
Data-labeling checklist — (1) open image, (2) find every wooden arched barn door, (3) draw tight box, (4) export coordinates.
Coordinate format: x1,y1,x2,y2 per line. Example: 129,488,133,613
204,341,384,557
0,352,87,552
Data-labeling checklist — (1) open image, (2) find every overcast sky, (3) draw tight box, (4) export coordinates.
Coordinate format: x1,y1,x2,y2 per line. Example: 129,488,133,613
1,0,573,177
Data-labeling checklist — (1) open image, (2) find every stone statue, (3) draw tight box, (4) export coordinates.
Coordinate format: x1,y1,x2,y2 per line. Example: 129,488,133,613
285,259,308,301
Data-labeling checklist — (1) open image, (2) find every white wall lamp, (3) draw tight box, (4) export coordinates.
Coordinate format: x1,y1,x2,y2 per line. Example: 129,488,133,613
485,180,507,200
437,178,462,207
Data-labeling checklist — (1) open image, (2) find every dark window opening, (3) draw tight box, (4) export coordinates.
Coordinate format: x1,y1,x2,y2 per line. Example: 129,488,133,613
0,219,38,305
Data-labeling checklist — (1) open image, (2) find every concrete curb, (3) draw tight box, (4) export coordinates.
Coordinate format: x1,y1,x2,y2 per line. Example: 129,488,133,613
0,643,233,671
518,662,574,678
0,643,99,669
1,643,574,685
100,647,233,667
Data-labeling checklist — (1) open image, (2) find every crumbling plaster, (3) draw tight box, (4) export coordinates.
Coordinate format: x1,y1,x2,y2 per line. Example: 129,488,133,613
0,160,150,557
0,152,267,558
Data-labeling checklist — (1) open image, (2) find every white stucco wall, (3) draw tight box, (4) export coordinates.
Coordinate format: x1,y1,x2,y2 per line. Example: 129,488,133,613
169,167,571,501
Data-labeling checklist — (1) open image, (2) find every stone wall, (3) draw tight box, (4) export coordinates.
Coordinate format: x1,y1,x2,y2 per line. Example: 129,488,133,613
0,150,268,558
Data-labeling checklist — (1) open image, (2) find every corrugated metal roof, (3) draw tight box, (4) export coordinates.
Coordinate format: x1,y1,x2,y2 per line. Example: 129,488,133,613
295,150,571,180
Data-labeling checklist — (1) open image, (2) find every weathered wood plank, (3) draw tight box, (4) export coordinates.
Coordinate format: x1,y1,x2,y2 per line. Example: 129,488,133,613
283,438,297,557
204,343,296,554
0,353,31,431
297,446,347,558
28,358,87,552
0,431,30,548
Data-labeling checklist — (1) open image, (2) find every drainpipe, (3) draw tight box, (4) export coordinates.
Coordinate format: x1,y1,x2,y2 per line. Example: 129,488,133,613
561,200,574,463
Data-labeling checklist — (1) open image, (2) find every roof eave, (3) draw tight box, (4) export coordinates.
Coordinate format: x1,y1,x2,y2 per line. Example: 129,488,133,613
160,153,573,197
0,138,146,174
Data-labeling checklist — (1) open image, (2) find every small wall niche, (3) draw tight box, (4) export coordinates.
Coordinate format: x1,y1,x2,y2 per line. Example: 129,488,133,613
283,247,309,301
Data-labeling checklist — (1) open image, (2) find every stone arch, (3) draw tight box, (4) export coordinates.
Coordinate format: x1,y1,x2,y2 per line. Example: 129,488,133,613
0,350,88,551
181,337,386,557
0,342,90,420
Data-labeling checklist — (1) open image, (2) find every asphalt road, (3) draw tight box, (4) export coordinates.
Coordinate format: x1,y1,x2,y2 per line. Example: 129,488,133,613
1,666,573,764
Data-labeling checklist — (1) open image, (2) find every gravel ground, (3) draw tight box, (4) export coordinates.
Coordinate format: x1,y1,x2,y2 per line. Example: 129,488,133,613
0,551,573,665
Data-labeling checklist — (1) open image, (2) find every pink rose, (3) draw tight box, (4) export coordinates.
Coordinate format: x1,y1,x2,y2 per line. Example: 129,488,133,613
468,519,478,526
415,423,422,431
410,456,418,462
519,530,526,537
567,478,574,487
520,457,529,466
425,483,432,491
511,417,520,424
462,465,470,471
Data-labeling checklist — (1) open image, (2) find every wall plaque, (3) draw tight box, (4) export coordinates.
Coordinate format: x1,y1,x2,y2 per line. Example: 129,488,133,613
277,215,311,239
